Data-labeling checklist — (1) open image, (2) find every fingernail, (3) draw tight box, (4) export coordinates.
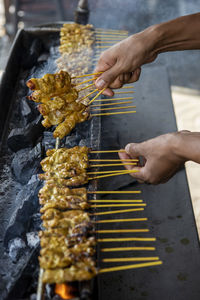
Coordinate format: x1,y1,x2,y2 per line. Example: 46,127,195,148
125,144,131,153
96,78,106,89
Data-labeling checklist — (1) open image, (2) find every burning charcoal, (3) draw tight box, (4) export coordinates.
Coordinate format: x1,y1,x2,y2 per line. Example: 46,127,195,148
65,134,79,148
20,97,38,125
26,232,40,248
79,139,90,147
11,143,42,184
29,213,42,232
7,116,44,152
8,237,27,263
4,180,42,248
42,131,56,151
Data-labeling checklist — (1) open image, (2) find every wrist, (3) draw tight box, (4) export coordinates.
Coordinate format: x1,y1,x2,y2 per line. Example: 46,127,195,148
168,132,189,163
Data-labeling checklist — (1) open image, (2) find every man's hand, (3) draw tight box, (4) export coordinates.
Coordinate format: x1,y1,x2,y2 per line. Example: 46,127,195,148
94,13,200,96
94,27,157,96
118,132,188,184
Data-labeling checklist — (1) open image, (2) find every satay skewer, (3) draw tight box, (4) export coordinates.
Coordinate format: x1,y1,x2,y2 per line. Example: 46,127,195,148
93,208,144,215
101,246,155,252
102,257,159,262
89,200,143,203
95,28,128,33
99,261,163,273
88,170,138,180
98,237,156,242
96,218,147,223
91,110,136,117
89,159,138,162
88,88,107,105
90,163,137,167
72,71,103,79
91,105,136,112
91,204,146,207
88,190,141,193
88,170,137,174
96,229,149,233
91,101,133,107
92,97,133,102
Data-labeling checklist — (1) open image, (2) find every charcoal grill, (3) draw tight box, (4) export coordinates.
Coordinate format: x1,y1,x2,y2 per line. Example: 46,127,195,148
0,18,200,300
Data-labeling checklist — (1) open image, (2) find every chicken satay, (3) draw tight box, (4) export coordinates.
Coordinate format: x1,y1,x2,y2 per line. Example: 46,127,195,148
40,146,89,172
26,71,72,103
42,209,91,229
39,185,88,210
42,259,97,283
53,110,89,139
39,185,87,203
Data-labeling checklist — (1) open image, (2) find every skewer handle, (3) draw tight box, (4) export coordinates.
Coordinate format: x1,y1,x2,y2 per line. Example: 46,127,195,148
36,268,44,300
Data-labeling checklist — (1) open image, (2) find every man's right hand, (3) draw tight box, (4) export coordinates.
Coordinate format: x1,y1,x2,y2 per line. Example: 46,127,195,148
94,26,158,96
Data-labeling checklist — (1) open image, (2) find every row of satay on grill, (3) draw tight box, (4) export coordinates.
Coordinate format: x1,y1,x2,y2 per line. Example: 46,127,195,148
56,23,95,77
38,146,97,283
26,23,97,140
31,24,98,284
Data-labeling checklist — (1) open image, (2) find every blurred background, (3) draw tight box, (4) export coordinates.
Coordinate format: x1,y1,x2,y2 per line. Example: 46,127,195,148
0,0,199,233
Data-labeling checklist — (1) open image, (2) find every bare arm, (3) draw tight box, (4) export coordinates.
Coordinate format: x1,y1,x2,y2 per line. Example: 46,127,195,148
119,131,200,184
94,13,200,95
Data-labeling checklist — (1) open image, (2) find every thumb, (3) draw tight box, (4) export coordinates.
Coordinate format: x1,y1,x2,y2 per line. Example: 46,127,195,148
125,143,143,157
95,64,122,89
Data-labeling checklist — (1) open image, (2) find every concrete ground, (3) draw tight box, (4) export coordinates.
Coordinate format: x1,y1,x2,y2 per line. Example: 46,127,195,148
0,1,199,235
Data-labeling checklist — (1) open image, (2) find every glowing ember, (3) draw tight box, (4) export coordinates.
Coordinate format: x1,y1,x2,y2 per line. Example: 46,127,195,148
55,283,75,299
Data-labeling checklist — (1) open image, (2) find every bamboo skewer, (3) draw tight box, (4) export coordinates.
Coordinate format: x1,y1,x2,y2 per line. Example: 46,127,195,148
89,159,138,162
75,77,97,87
91,101,133,107
96,229,149,233
99,261,163,273
88,170,138,180
96,31,127,34
96,34,127,38
88,170,136,174
96,46,111,49
91,105,136,112
102,257,159,263
96,41,117,44
101,247,155,252
36,268,44,300
98,237,156,242
95,28,128,33
92,110,136,117
96,218,147,223
95,37,125,40
90,150,125,153
80,89,98,101
72,72,103,79
94,208,144,216
78,82,94,92
89,200,143,203
88,190,141,193
93,97,133,102
115,91,134,94
90,163,137,167
88,88,106,105
91,204,146,208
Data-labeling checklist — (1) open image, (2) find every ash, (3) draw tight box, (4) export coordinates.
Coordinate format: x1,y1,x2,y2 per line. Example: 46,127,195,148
26,232,40,248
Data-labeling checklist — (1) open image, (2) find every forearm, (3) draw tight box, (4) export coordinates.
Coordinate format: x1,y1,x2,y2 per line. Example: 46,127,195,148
173,132,200,164
149,13,200,55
